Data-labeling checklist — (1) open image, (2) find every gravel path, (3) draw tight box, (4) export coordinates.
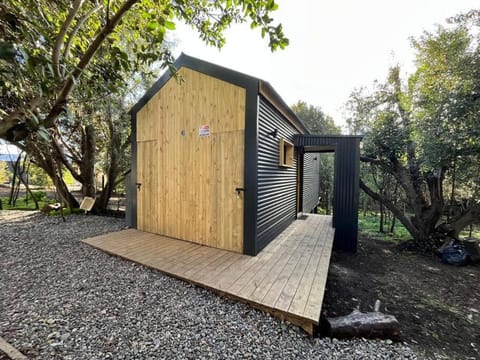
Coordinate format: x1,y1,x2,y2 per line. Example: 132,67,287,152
1,211,418,359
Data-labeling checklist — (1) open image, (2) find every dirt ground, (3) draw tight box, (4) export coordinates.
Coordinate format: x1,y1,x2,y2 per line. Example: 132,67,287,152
322,235,480,359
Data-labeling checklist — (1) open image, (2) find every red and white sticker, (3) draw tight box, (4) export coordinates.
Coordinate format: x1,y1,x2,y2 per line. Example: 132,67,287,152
198,124,210,137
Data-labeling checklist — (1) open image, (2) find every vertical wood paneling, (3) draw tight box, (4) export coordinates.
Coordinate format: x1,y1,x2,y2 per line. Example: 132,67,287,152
137,140,158,233
136,67,246,253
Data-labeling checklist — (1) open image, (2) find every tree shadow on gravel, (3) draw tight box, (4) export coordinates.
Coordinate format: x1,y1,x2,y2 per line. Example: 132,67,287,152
322,235,480,360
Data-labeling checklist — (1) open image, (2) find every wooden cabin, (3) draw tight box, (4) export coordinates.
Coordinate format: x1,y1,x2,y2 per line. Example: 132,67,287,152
127,54,361,255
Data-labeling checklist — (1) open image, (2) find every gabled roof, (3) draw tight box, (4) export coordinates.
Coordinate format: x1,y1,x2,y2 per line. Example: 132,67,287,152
129,53,310,134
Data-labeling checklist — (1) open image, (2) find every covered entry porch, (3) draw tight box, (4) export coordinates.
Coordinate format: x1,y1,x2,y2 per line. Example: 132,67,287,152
296,135,362,252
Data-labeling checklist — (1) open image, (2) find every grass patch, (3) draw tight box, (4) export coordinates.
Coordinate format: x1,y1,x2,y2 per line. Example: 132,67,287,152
358,213,411,242
48,207,85,216
459,226,480,240
0,196,53,211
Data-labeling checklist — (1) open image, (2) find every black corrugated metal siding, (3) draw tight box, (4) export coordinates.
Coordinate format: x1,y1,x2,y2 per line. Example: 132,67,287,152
126,114,137,228
303,153,321,213
257,96,300,252
294,135,361,252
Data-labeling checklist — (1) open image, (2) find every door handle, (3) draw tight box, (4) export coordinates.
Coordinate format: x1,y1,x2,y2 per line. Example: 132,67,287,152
235,187,246,196
136,183,142,190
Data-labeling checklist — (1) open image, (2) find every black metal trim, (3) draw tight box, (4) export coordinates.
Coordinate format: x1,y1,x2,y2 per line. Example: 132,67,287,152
259,80,310,134
129,53,310,138
126,112,137,228
293,134,363,253
130,53,260,116
296,146,304,214
243,84,259,256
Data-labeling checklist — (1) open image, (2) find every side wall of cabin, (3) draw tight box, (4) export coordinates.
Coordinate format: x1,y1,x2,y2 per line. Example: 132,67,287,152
256,96,301,253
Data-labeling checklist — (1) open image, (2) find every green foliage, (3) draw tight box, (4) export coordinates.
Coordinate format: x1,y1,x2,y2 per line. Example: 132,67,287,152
0,0,288,210
62,170,76,187
28,163,52,187
0,0,288,139
47,207,85,216
30,190,46,202
0,195,51,211
291,101,341,134
291,101,339,214
410,25,480,198
459,226,480,239
358,214,411,243
347,14,480,247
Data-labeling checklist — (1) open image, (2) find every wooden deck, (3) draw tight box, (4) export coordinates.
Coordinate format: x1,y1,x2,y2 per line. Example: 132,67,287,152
82,214,334,334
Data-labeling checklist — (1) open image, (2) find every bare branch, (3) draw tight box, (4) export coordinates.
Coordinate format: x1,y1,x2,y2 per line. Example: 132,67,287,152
53,0,85,79
63,4,103,59
45,0,141,129
51,134,83,183
360,178,418,238
57,128,82,162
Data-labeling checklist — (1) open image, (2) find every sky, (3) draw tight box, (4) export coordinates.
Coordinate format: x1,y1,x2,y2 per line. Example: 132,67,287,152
172,0,478,131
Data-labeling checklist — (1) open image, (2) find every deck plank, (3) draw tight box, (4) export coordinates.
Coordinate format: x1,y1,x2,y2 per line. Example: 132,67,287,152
288,221,330,317
274,218,324,312
82,214,335,334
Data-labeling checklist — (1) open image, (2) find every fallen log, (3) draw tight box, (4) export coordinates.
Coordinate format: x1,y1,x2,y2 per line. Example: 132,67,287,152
326,309,400,340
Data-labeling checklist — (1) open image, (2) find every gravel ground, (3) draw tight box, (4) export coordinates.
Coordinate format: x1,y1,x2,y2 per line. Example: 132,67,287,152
1,211,418,359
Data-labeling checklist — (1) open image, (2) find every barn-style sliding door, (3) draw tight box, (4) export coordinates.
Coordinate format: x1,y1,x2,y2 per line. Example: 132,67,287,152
136,67,246,253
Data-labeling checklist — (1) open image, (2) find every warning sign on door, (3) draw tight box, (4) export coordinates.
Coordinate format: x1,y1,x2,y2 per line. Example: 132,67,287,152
199,124,210,137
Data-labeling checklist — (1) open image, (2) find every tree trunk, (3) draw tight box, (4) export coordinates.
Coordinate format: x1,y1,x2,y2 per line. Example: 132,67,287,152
17,160,39,210
8,155,21,205
81,124,96,198
446,205,480,239
32,150,80,210
325,192,330,215
389,215,396,234
379,201,385,233
53,174,79,210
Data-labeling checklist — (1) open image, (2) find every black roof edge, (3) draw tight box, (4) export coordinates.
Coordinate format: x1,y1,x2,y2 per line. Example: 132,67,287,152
129,53,313,135
297,134,364,138
259,80,310,134
129,52,260,116
293,134,364,147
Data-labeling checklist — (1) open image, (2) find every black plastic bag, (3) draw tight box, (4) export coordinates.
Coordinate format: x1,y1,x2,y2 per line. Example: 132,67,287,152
441,244,468,266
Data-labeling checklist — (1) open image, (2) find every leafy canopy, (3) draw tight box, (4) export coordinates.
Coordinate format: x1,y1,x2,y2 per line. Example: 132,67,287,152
0,0,289,142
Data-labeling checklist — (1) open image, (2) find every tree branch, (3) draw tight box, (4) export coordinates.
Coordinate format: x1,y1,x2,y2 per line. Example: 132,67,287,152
360,178,418,238
63,4,103,59
447,202,480,238
51,134,83,183
45,0,141,129
53,0,85,79
57,127,82,163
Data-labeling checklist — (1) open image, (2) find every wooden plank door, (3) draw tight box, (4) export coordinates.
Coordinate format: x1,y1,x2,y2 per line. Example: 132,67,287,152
212,130,244,253
136,140,158,233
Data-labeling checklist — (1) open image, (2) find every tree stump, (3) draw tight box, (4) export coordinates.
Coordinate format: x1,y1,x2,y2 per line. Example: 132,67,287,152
326,309,400,340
